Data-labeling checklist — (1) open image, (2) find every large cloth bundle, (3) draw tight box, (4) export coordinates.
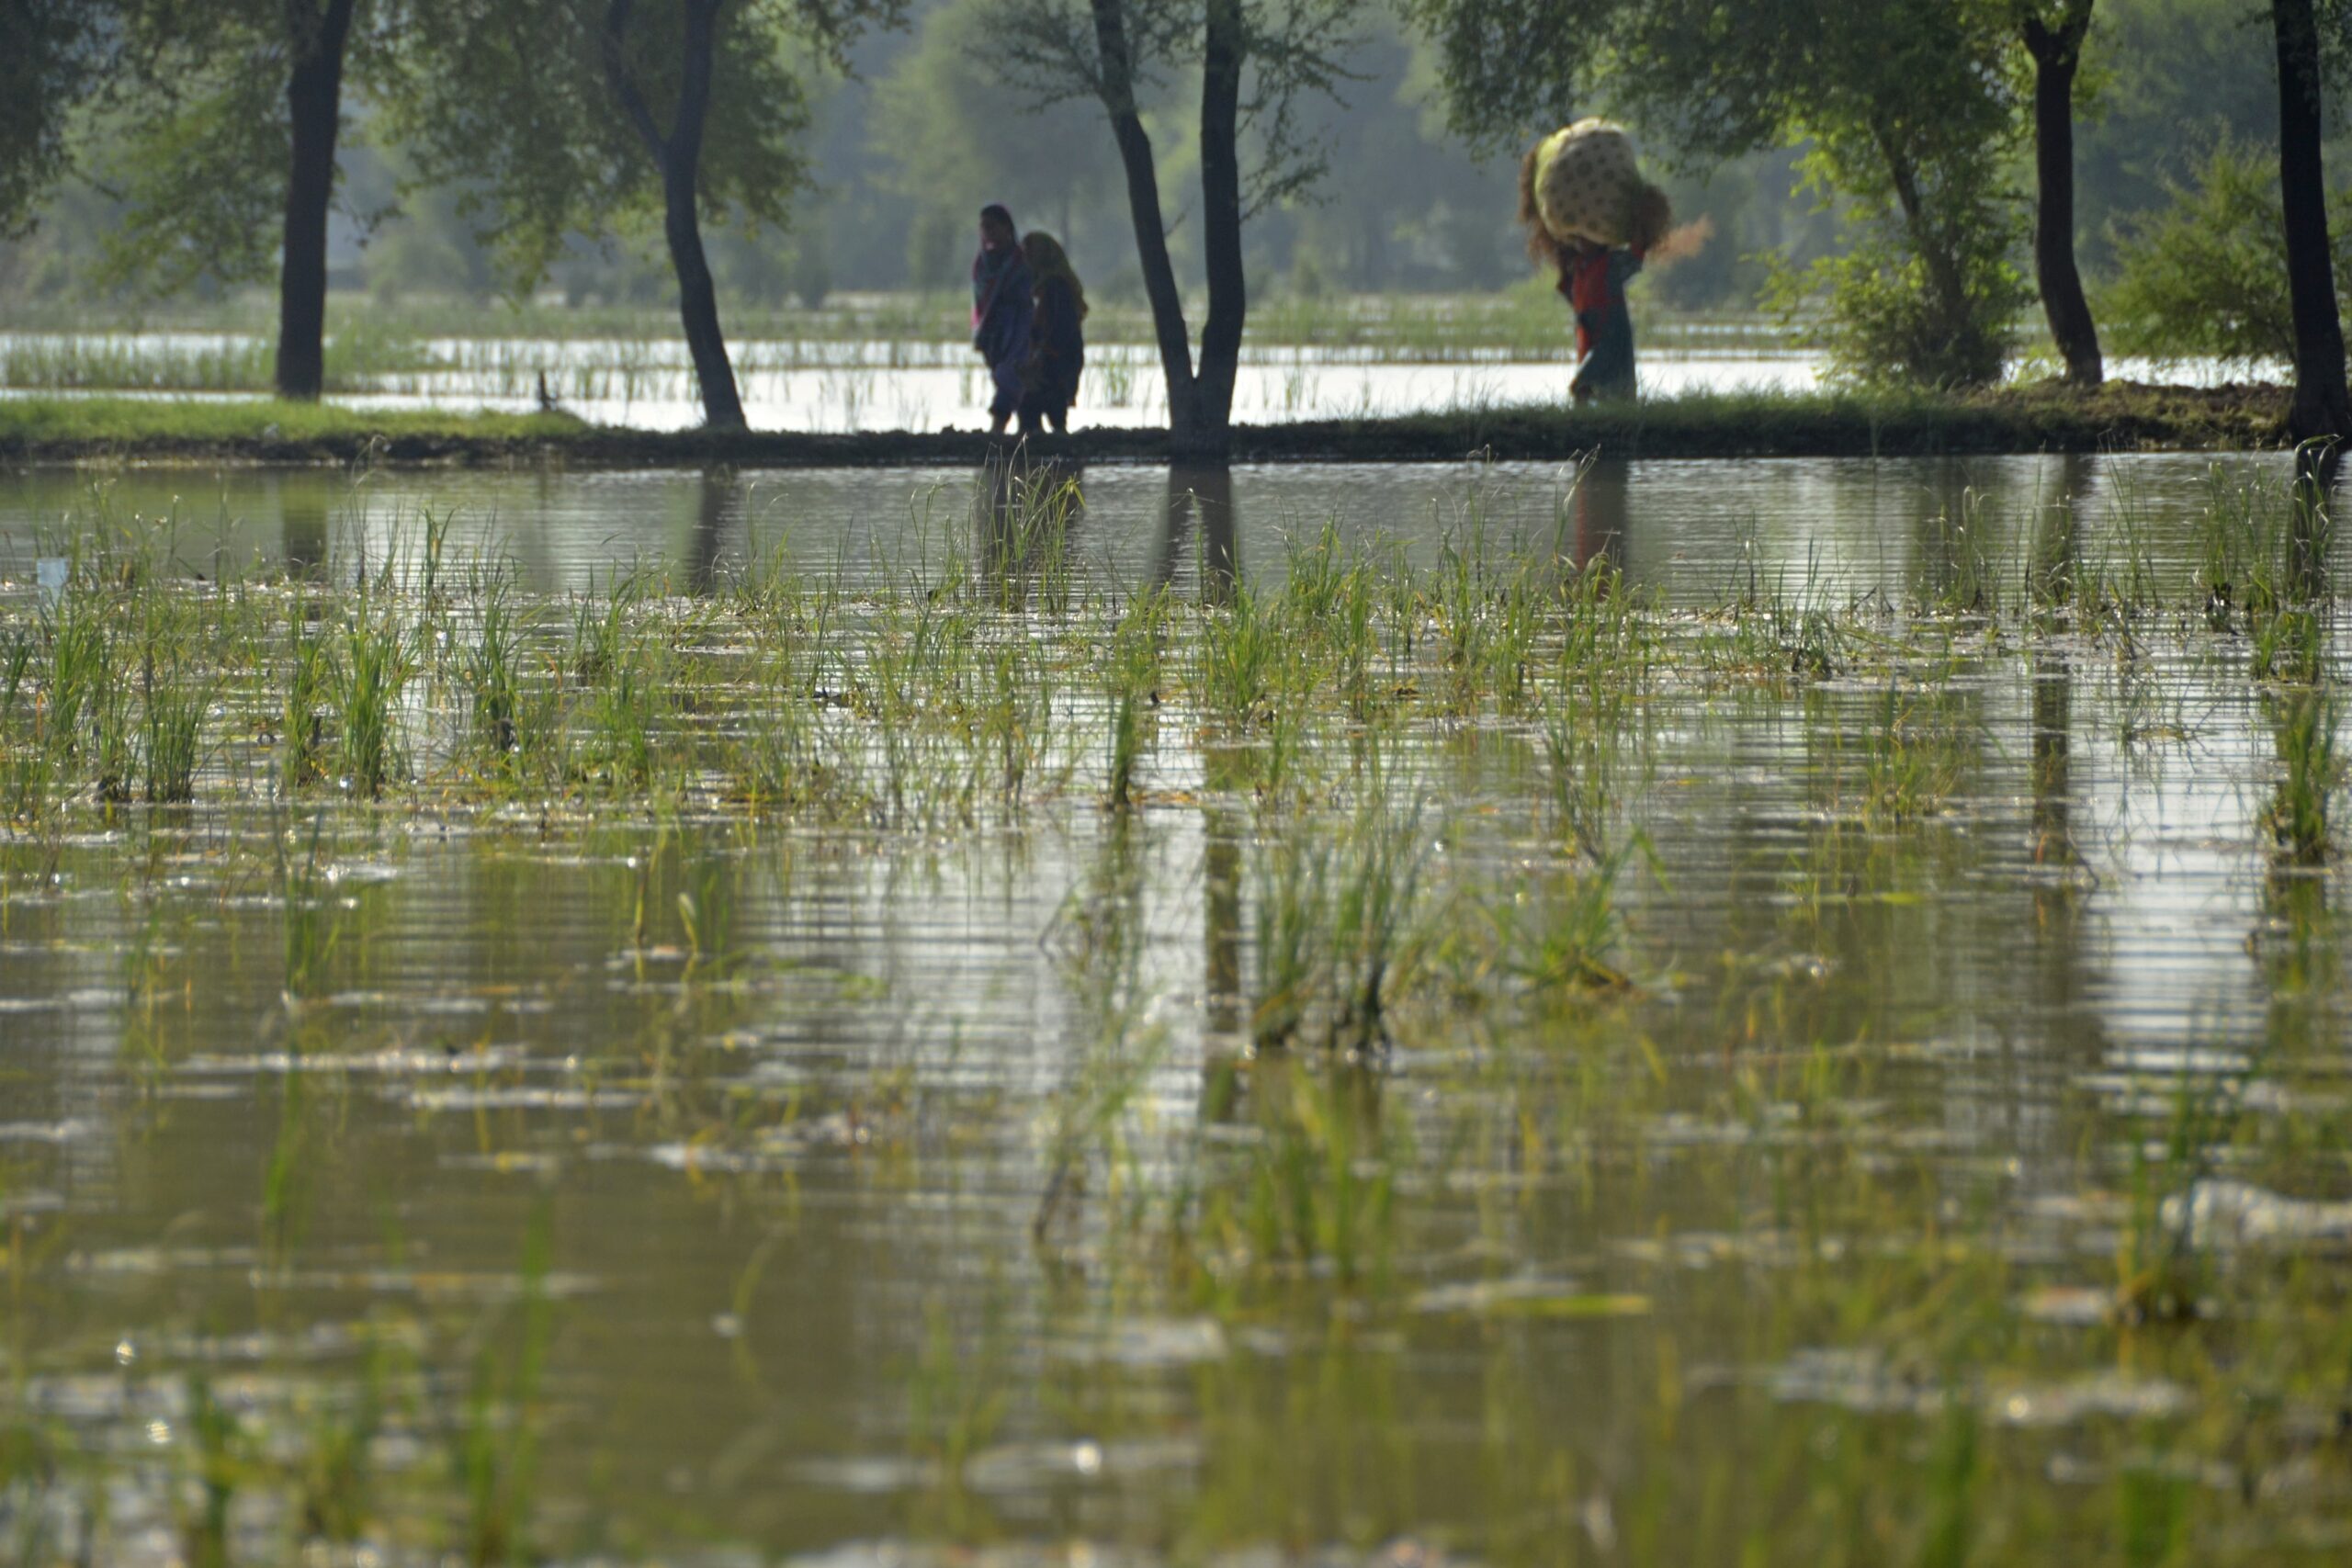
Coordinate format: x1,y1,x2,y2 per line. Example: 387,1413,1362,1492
1533,119,1644,247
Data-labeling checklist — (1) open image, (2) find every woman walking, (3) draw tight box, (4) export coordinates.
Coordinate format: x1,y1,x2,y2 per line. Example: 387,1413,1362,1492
1518,125,1671,405
1020,231,1088,435
971,204,1034,435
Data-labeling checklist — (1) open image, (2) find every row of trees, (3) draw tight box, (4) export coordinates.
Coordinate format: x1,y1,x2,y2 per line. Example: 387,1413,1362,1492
4,0,906,429
9,2,2352,451
1407,0,2352,442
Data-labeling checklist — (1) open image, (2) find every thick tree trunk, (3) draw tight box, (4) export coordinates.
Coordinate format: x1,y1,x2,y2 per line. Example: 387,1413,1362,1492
1192,0,1247,454
2023,10,2102,387
662,0,743,430
1091,0,1199,443
604,0,745,431
2273,0,2350,445
276,0,358,402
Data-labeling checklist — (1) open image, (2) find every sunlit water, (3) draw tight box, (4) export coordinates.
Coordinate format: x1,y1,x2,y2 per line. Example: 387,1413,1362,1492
0,331,2270,431
3,453,2349,1563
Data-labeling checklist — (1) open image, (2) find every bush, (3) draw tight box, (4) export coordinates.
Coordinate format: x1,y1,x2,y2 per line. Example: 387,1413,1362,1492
1761,145,2028,389
2099,140,2352,371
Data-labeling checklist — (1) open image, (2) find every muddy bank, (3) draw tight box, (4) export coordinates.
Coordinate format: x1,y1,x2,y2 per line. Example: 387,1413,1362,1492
0,381,2294,467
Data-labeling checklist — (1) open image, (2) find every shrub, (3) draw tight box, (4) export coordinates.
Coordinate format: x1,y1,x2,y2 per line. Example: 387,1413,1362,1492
2100,139,2352,371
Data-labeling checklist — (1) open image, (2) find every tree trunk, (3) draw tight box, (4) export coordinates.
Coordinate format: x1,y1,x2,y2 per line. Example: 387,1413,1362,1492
2273,0,2350,445
1090,0,1199,443
1191,0,1247,454
2023,9,2102,387
275,0,358,402
604,0,745,431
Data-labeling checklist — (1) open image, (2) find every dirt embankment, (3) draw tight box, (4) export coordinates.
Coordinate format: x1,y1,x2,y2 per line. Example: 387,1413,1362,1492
0,382,2296,468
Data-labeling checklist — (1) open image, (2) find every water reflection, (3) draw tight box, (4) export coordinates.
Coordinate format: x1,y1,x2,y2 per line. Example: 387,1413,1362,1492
281,485,328,580
1566,455,1630,575
976,446,1087,596
10,453,2346,610
684,466,735,595
1155,462,1238,604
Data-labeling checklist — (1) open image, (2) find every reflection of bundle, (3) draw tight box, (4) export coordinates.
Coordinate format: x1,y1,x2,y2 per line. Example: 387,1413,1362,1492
1533,119,1668,250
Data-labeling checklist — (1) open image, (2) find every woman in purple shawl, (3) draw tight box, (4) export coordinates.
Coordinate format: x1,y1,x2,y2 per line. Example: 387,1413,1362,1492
971,204,1034,436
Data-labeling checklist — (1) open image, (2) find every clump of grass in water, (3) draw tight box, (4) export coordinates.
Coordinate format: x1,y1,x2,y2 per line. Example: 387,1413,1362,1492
2263,686,2340,865
569,576,668,791
176,1374,248,1568
336,610,410,796
460,574,527,761
456,1207,555,1567
280,603,333,789
137,611,210,804
1855,685,1971,826
1482,834,1650,997
1251,784,1432,1055
1103,586,1168,810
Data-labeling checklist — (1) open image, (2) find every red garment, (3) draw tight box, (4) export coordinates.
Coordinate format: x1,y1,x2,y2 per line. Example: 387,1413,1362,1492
1558,246,1644,357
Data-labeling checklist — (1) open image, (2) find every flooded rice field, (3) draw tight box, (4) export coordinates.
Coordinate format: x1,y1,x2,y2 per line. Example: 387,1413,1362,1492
0,333,1825,431
4,452,2352,1564
0,329,2266,431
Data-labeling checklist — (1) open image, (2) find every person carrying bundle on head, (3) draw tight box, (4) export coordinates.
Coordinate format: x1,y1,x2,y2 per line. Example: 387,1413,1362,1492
1519,120,1673,405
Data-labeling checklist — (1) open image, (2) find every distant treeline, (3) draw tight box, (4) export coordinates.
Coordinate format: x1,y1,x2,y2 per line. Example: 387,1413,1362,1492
0,1,2301,315
6,0,2350,446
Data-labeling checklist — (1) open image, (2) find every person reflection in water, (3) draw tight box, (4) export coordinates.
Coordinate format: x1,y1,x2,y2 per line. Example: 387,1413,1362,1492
970,204,1034,437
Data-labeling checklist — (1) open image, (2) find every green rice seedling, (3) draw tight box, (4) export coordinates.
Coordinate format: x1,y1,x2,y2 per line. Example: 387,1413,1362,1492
2250,604,2323,685
275,810,341,1000
282,604,332,790
1103,588,1168,810
1486,836,1645,996
677,853,736,973
1198,582,1280,727
140,666,206,804
2262,687,2339,865
177,1375,247,1568
1857,685,1969,826
1250,786,1432,1055
1220,1055,1402,1292
462,581,526,758
43,588,113,755
1922,488,2000,616
906,1293,1010,1539
418,503,458,608
0,630,30,725
1250,830,1329,1053
293,1325,386,1545
336,609,410,796
457,1209,554,1567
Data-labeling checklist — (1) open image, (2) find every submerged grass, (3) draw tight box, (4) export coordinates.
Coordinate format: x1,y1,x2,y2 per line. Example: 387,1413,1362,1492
4,460,2351,1567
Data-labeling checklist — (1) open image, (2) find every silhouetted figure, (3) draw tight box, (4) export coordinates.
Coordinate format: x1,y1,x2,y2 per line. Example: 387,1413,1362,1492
1020,231,1088,436
970,204,1034,438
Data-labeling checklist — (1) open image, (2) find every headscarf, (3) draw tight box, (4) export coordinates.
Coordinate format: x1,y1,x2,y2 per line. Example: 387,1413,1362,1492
972,204,1022,331
1021,231,1089,321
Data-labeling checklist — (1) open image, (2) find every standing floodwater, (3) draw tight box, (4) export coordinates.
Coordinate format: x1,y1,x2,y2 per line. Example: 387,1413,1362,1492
2,455,2348,1565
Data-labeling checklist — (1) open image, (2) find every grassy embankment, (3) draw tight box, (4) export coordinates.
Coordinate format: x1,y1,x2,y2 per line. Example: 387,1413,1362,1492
0,380,2295,465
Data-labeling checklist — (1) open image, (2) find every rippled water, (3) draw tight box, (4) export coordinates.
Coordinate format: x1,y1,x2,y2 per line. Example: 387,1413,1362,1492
3,454,2349,1564
0,448,2314,599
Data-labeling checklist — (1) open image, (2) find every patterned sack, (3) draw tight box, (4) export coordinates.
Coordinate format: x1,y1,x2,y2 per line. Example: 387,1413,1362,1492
1534,119,1643,247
